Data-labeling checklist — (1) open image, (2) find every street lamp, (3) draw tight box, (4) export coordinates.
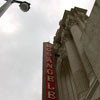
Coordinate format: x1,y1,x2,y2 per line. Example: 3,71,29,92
0,0,30,17
10,0,30,12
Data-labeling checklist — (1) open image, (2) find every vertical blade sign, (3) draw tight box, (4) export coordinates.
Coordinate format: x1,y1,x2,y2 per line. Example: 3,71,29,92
43,42,57,100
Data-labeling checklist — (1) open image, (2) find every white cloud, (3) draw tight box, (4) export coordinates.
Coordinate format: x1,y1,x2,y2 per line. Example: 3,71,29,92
0,13,21,34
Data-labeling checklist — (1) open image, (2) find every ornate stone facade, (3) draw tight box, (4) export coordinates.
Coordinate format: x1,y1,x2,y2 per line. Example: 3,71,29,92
53,1,100,100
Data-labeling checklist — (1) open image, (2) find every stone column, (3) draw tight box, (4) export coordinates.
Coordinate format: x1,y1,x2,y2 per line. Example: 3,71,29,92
70,25,96,85
65,33,89,99
60,68,70,100
56,57,64,100
62,58,76,100
56,46,77,100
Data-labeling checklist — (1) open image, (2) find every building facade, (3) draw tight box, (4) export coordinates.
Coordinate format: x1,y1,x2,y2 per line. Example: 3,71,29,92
42,0,100,100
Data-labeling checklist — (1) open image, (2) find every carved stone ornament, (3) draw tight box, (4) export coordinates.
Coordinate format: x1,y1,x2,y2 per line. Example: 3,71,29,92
58,46,67,60
61,28,73,43
53,43,61,52
65,16,78,28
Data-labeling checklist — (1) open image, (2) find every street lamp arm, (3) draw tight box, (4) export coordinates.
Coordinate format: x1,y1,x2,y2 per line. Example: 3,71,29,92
4,0,30,5
0,0,13,17
0,0,31,17
12,0,23,3
12,0,30,5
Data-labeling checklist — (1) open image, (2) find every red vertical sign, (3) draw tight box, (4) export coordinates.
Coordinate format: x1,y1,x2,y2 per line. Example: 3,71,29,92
43,42,57,100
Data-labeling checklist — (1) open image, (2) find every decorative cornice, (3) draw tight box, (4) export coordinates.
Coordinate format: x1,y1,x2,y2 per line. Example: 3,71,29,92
53,7,88,50
65,15,78,29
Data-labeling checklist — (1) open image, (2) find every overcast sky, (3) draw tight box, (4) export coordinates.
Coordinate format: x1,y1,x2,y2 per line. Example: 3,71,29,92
0,0,95,100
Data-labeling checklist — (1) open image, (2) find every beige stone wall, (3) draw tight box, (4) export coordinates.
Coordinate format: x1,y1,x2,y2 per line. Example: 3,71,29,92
91,85,100,100
53,8,90,100
53,1,100,99
82,0,100,84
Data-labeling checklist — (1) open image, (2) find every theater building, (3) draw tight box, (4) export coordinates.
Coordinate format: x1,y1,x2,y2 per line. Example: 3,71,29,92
42,0,100,100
